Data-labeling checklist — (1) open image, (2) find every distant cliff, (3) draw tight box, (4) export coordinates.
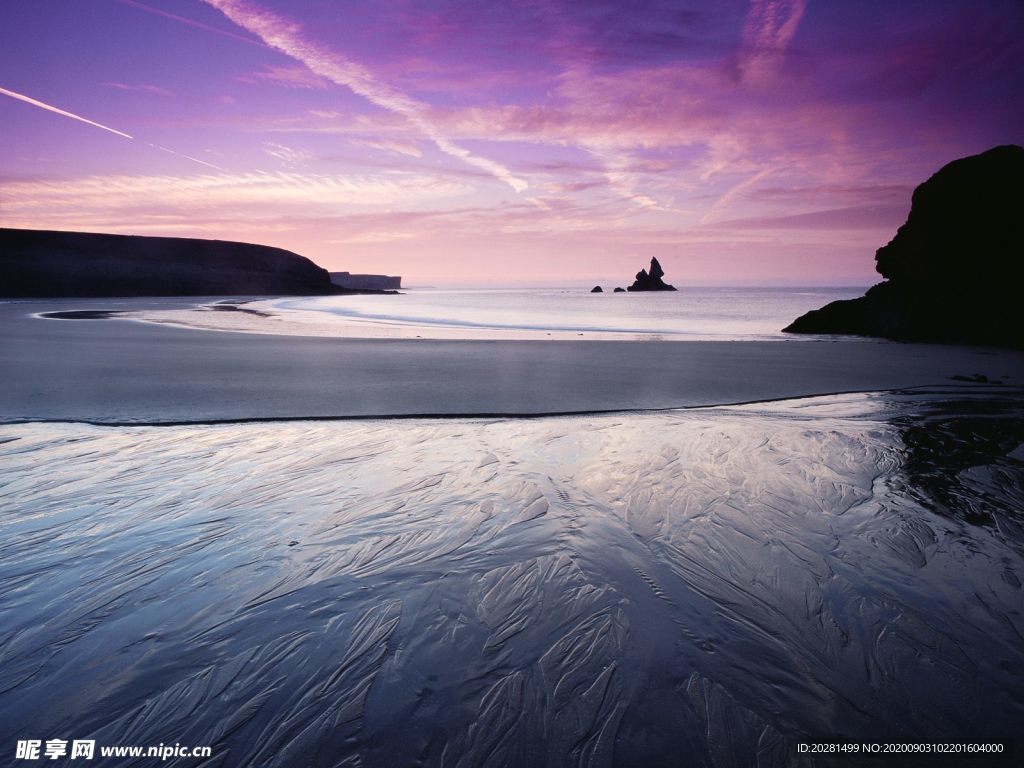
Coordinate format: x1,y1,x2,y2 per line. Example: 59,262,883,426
0,229,340,298
785,145,1024,347
330,272,402,290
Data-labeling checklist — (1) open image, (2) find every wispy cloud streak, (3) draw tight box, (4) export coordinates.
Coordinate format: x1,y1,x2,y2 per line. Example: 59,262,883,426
0,85,223,170
701,167,776,223
102,81,173,96
150,143,224,171
0,171,470,226
262,141,313,168
119,0,264,48
235,63,327,89
0,85,134,139
202,0,527,192
739,0,807,83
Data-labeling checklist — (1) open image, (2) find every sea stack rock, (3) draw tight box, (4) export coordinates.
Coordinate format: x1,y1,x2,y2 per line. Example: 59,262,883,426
591,285,603,293
785,145,1024,347
627,257,677,291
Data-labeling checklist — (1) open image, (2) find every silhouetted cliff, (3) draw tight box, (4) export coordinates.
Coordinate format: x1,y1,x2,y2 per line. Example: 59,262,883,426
785,145,1024,347
0,229,340,298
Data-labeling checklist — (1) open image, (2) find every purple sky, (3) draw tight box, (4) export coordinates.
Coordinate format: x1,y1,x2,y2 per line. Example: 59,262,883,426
2,0,1022,286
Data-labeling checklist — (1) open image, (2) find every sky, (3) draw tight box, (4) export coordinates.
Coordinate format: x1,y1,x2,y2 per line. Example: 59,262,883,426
1,1,1022,287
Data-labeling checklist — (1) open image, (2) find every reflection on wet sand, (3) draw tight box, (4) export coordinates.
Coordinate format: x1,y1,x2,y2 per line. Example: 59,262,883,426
0,389,1021,766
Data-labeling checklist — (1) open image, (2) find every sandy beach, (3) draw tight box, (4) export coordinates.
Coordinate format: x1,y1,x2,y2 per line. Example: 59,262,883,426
1,389,1022,765
2,300,1023,765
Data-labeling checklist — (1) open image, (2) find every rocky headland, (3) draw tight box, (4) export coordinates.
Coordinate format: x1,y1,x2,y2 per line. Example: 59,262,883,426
0,228,390,298
785,145,1024,347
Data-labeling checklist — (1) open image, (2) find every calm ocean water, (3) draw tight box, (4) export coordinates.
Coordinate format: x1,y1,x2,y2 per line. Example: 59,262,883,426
274,286,867,339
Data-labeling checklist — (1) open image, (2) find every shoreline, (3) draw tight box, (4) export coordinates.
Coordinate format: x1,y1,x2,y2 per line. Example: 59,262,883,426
4,383,1016,428
20,289,866,342
4,299,1024,425
75,298,777,342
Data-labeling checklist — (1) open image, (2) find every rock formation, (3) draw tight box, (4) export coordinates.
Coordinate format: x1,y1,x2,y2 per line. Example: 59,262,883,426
627,257,677,291
0,229,355,298
330,271,402,290
591,285,603,293
613,287,625,293
785,145,1024,347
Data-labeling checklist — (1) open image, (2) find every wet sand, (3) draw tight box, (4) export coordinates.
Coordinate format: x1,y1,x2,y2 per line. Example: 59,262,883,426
2,300,1023,766
3,300,1024,423
0,391,1021,766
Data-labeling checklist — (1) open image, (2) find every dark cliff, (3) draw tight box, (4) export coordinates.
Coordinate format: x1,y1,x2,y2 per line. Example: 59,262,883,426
0,228,339,298
785,145,1024,347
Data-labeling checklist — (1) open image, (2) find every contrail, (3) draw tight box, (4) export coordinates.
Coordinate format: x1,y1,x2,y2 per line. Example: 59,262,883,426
0,86,133,139
700,167,775,224
150,143,224,171
119,0,265,48
202,0,528,192
1,85,223,170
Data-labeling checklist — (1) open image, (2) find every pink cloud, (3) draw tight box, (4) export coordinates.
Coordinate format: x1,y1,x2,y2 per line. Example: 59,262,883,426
235,63,329,89
203,0,528,192
738,0,807,84
0,171,472,235
704,204,909,232
346,137,422,158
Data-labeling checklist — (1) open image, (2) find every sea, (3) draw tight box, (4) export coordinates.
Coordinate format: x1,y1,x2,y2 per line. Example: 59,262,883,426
268,286,867,340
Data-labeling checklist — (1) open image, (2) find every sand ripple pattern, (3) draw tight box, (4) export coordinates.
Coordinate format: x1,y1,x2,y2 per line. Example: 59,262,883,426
0,390,1022,766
